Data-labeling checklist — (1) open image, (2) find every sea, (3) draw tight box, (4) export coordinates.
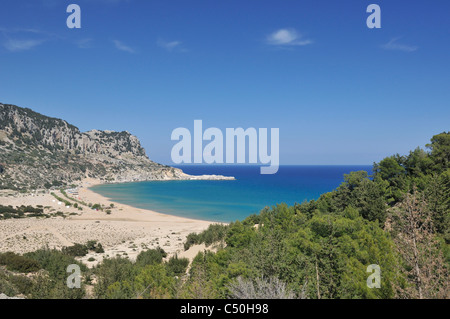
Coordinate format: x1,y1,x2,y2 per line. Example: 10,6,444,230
90,165,372,223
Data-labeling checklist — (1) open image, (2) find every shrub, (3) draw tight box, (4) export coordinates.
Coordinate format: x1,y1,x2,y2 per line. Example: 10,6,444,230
95,243,105,254
0,252,41,273
62,243,89,257
24,248,86,281
184,233,200,251
0,273,19,297
184,224,229,250
93,257,137,298
0,205,44,219
135,247,167,267
92,203,102,211
165,255,189,276
85,240,97,251
8,274,34,295
85,241,104,253
227,276,297,299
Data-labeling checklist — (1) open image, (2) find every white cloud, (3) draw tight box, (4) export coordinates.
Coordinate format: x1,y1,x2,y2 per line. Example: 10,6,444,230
0,27,49,52
76,38,93,49
266,28,312,46
382,38,418,52
112,40,136,53
3,39,44,52
157,39,183,52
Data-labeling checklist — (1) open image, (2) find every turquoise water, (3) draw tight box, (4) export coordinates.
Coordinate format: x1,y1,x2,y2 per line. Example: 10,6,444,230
90,165,372,223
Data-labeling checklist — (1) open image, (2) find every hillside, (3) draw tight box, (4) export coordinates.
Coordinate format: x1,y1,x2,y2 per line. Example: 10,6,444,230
0,103,195,191
0,130,448,299
174,132,449,299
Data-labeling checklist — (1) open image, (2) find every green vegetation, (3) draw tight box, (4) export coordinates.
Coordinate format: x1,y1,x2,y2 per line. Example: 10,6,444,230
62,241,105,257
165,255,189,277
91,203,103,211
0,205,45,220
23,248,87,299
0,248,86,299
89,134,448,299
86,240,105,254
178,132,449,299
0,132,448,299
184,223,228,250
50,192,72,207
61,244,89,257
0,252,41,273
0,269,34,297
94,247,180,299
60,189,88,207
135,247,167,267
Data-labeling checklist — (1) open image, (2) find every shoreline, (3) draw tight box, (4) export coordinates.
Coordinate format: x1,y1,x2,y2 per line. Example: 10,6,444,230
0,177,218,266
85,177,235,223
81,177,219,225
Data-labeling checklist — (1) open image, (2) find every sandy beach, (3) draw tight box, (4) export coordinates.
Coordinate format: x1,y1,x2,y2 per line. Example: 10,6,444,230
0,178,215,267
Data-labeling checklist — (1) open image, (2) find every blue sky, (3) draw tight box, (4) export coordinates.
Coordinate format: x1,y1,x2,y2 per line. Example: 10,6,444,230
0,0,449,165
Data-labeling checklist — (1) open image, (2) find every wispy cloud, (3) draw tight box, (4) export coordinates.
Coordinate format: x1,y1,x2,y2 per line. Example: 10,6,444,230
0,27,42,35
266,28,312,46
112,40,136,53
3,39,44,52
157,39,185,52
382,38,418,52
0,28,49,52
76,38,94,49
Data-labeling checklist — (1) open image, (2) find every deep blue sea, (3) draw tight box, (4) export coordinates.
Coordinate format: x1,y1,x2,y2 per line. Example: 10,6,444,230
90,165,372,223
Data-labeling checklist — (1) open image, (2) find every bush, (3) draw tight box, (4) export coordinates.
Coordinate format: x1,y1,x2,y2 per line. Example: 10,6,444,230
165,255,189,276
62,241,105,257
8,274,34,295
85,241,104,253
0,273,19,297
184,233,200,251
92,204,102,211
95,243,105,254
85,240,97,251
24,248,86,281
184,224,229,250
93,257,137,298
0,252,41,273
227,276,297,299
0,205,44,220
135,247,167,267
62,243,89,257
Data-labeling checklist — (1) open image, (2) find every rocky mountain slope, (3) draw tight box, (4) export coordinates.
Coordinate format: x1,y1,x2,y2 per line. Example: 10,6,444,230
0,103,231,191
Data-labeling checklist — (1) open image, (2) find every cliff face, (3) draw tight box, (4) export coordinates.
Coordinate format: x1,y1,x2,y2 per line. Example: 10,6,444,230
0,103,189,190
